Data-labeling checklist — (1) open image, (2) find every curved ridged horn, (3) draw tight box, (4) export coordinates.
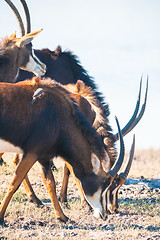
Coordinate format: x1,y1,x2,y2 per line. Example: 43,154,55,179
114,76,148,142
20,0,31,34
114,78,142,141
4,0,25,36
108,116,125,178
119,134,135,179
125,77,148,134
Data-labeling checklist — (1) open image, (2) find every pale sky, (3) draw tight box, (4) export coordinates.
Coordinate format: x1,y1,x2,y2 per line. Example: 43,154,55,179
0,0,160,149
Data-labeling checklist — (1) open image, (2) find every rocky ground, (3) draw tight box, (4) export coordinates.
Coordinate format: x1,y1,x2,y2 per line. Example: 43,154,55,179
0,149,160,239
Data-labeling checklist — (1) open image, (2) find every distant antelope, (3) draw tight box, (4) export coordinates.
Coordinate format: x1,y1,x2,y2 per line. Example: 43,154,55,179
0,77,135,224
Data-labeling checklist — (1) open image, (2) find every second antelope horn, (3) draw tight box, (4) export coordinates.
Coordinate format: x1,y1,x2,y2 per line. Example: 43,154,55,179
114,78,142,141
4,0,25,36
119,134,135,179
108,116,125,178
20,0,31,34
125,77,148,134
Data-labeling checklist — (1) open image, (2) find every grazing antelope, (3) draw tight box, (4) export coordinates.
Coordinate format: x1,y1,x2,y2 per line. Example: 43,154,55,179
0,77,134,224
2,0,147,212
33,79,138,213
58,80,145,210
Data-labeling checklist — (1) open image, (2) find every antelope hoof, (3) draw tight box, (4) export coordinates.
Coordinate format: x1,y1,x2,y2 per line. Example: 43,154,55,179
0,218,6,226
114,209,119,214
0,158,5,166
30,197,44,207
56,215,69,223
59,195,67,203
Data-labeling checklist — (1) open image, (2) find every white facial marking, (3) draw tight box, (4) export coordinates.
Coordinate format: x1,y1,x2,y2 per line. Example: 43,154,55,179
85,189,102,218
0,139,23,154
94,207,102,218
20,49,46,76
107,190,112,213
102,184,111,215
108,186,120,213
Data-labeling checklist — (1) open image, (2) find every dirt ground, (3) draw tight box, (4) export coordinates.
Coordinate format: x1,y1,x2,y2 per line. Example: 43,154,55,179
0,149,160,240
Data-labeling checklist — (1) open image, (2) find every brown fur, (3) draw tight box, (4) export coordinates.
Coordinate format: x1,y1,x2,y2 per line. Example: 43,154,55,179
0,78,118,223
0,30,45,83
11,78,117,208
65,80,117,164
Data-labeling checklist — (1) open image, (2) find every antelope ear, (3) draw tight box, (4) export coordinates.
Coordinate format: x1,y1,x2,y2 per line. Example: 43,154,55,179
103,137,108,146
9,32,16,40
91,153,100,175
54,45,62,56
15,29,43,48
75,80,86,94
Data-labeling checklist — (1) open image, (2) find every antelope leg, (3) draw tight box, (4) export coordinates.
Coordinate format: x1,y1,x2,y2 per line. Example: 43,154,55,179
13,153,43,206
59,164,70,203
0,153,37,222
40,163,68,223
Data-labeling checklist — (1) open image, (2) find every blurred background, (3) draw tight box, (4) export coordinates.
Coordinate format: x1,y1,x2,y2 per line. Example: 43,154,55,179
0,0,160,150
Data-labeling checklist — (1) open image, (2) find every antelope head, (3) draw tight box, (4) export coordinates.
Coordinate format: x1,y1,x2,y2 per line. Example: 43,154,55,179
107,135,135,214
81,117,130,220
4,0,46,78
0,30,46,82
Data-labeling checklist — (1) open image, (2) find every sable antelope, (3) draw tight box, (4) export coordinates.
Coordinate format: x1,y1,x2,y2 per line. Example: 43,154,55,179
33,79,142,213
0,30,46,83
1,0,46,82
8,77,145,214
0,77,134,224
2,0,147,212
2,0,148,211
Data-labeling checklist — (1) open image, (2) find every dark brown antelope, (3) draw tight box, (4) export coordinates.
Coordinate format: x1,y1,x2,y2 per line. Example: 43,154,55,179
0,30,46,83
1,0,46,82
2,0,147,212
33,79,137,212
58,80,143,210
0,77,133,224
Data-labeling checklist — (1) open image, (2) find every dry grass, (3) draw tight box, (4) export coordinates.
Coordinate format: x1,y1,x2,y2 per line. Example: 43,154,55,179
0,149,160,239
129,149,160,179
